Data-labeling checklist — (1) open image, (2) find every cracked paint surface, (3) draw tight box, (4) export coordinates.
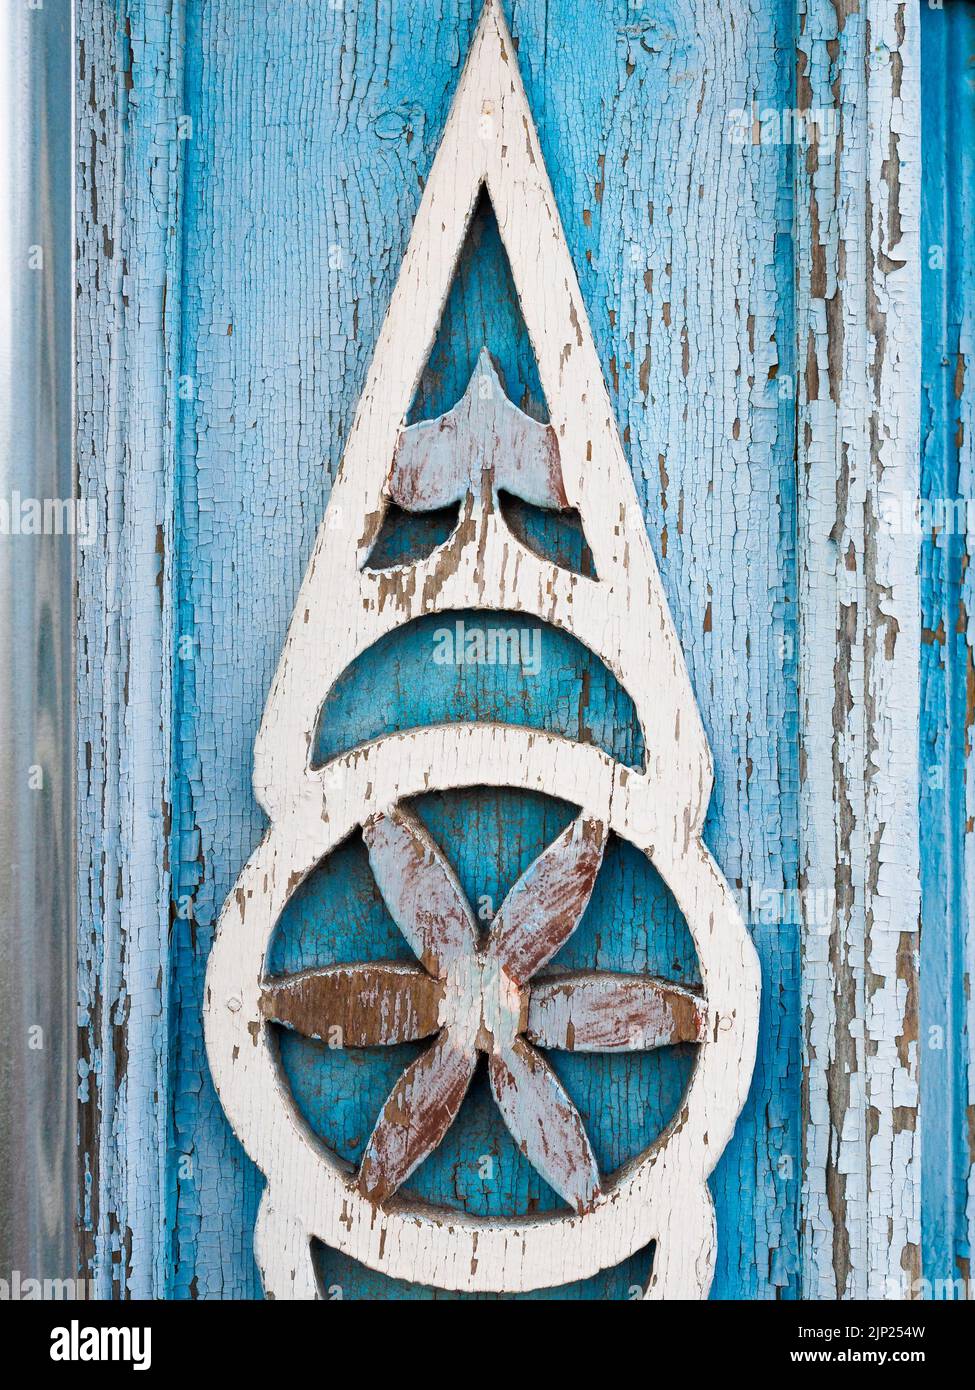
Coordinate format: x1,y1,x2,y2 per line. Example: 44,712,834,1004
796,0,922,1300
77,0,184,1298
76,0,958,1300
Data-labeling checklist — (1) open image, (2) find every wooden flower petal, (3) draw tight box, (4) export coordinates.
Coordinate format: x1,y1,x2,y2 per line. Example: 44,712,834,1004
363,806,478,977
358,1031,477,1205
487,817,607,986
260,963,443,1048
488,1037,601,1214
526,971,706,1052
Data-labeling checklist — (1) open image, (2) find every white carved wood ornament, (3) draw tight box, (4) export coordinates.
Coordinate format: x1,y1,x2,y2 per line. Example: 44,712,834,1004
204,0,761,1300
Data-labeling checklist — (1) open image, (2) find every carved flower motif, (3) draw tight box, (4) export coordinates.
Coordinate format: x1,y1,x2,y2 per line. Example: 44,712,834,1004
262,807,705,1213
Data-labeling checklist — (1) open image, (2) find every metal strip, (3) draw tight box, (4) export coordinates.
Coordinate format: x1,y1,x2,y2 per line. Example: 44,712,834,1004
0,0,78,1290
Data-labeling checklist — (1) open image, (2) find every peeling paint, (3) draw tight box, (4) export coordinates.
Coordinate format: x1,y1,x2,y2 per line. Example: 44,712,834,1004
797,0,922,1300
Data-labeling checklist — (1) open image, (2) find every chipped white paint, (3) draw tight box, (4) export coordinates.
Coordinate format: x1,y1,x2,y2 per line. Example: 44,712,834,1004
796,0,921,1298
204,0,760,1298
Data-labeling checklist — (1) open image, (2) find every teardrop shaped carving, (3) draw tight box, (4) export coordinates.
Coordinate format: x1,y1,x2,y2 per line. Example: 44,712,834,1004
204,0,760,1301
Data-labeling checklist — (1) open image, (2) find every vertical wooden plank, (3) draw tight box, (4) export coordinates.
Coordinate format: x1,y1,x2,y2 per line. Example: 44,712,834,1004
76,0,184,1296
512,0,800,1298
919,0,975,1298
167,0,416,1299
797,0,922,1298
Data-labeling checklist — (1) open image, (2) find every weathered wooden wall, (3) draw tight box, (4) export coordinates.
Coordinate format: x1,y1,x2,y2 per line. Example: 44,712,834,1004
76,0,970,1299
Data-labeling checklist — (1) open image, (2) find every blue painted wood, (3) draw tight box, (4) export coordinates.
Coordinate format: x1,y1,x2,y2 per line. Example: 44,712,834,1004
312,612,645,768
919,0,975,1298
311,1235,656,1300
76,0,186,1297
81,0,803,1298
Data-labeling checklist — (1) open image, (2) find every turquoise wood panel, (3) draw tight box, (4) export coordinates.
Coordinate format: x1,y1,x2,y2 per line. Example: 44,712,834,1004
86,0,800,1298
311,612,646,768
919,0,975,1297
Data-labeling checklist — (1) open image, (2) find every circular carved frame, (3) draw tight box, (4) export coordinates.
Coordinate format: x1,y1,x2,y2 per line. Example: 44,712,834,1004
205,725,759,1298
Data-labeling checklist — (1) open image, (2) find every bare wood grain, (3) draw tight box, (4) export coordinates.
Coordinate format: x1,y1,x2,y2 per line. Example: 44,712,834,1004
261,964,442,1048
527,973,706,1052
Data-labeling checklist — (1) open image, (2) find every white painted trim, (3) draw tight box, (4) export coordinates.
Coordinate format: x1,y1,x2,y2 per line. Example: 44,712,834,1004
210,728,758,1296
